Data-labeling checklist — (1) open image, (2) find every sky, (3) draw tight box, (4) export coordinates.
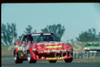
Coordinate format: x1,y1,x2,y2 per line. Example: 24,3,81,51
1,3,100,42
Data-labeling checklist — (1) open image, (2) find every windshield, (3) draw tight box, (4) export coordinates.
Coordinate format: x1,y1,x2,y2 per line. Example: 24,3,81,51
32,33,60,42
85,43,99,47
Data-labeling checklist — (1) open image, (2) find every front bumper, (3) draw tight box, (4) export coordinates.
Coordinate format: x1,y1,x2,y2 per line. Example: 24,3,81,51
32,50,73,60
34,54,73,60
45,55,72,60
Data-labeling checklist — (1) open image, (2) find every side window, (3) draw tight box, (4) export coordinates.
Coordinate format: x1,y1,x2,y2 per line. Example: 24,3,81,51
27,35,33,42
21,36,27,43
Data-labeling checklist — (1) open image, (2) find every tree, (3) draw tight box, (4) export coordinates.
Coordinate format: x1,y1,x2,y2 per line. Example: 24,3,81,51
6,23,12,45
1,23,7,45
99,32,100,40
24,25,32,34
76,28,100,42
70,39,74,43
11,23,17,44
18,25,36,41
1,23,17,45
17,34,25,42
41,24,65,40
76,31,89,42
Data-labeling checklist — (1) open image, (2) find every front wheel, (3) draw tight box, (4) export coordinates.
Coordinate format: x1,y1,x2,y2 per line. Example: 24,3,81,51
64,58,73,63
14,52,23,64
49,60,57,63
27,52,37,63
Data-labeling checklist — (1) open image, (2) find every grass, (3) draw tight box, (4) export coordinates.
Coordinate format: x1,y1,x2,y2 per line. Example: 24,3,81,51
72,56,100,63
1,45,14,55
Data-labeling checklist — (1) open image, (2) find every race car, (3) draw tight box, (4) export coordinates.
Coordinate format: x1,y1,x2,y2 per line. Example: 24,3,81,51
84,42,100,53
13,32,73,63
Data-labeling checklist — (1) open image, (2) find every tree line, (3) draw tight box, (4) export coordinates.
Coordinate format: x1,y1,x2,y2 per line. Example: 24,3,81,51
1,23,17,46
1,23,100,46
1,23,65,46
76,28,100,42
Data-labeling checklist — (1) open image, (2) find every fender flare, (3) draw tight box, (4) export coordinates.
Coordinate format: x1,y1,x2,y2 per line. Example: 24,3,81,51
28,48,36,59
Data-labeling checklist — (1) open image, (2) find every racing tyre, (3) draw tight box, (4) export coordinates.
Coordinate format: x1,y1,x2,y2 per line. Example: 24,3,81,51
27,52,37,63
14,52,23,64
64,58,73,63
49,60,57,63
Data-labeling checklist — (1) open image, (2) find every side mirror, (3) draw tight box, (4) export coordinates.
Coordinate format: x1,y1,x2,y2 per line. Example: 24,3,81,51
14,42,20,45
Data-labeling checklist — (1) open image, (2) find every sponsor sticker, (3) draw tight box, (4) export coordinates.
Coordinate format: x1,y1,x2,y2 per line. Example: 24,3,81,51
31,34,40,36
46,57,64,60
46,45,62,48
18,46,22,50
43,33,51,35
89,51,97,52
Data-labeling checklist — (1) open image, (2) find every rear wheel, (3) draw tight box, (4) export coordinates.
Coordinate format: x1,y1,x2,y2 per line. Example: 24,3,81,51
64,58,73,63
49,60,57,63
27,52,37,63
14,52,23,64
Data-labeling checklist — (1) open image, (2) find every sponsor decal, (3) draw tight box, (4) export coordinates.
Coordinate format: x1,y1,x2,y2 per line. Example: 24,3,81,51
43,33,51,35
31,34,40,36
46,45,62,48
18,46,22,50
46,57,64,60
37,42,60,45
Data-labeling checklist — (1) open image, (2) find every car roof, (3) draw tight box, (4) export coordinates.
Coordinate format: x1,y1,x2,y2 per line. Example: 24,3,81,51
87,42,99,44
25,32,52,36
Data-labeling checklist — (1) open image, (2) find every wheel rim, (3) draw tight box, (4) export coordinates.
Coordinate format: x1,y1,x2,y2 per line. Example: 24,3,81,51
14,54,17,61
27,53,31,61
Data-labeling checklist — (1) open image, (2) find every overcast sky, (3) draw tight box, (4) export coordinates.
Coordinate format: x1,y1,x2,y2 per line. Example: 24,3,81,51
1,3,100,41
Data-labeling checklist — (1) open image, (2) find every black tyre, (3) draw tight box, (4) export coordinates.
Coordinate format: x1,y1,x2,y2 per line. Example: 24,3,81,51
14,52,23,64
64,58,73,63
27,52,37,63
49,60,57,63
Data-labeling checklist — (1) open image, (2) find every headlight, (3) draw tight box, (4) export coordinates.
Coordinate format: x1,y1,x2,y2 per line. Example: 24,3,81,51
84,47,86,49
84,48,90,50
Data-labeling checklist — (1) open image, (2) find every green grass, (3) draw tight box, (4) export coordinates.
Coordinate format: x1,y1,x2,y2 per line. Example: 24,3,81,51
1,45,14,55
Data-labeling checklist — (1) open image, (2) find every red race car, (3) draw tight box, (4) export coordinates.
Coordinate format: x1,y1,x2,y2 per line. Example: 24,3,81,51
13,32,73,63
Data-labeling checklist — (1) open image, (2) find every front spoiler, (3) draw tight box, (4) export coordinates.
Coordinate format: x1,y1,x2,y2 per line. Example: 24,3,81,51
32,54,73,60
45,55,72,60
30,49,73,60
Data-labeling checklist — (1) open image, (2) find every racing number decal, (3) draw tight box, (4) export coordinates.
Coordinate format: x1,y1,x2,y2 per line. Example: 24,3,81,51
18,46,22,50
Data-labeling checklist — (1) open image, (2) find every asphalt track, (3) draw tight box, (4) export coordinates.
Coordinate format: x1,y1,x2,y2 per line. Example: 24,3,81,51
2,52,100,67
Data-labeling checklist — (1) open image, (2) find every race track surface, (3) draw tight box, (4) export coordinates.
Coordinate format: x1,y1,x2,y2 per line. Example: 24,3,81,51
2,52,100,67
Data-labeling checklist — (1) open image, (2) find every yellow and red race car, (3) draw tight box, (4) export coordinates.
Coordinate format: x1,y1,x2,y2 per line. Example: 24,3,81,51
14,32,73,63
